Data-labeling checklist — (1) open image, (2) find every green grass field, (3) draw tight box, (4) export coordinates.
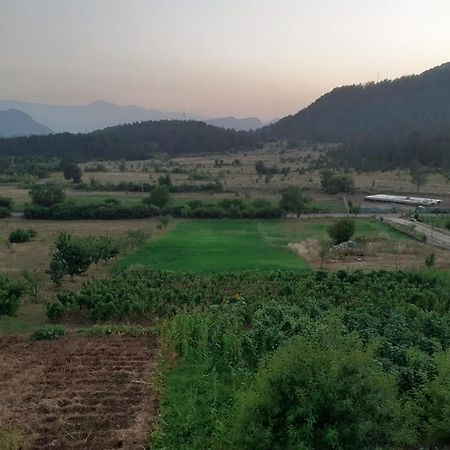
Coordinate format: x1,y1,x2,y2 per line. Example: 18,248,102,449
119,218,405,273
119,220,309,272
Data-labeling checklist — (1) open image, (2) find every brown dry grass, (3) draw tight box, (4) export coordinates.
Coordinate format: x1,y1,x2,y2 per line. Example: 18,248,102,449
0,335,158,449
289,238,450,271
0,217,160,300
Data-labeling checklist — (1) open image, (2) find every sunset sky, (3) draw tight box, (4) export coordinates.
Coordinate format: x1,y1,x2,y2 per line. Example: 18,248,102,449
1,0,450,120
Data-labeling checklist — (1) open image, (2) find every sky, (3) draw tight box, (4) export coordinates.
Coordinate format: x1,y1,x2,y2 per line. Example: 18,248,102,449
1,0,450,121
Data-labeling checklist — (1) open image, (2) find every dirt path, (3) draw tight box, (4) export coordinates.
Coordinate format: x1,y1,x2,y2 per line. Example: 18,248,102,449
385,217,450,250
0,335,158,449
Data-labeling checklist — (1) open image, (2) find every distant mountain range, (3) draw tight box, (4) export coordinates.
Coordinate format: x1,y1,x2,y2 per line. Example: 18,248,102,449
0,109,52,137
261,62,450,143
2,62,450,169
0,100,268,134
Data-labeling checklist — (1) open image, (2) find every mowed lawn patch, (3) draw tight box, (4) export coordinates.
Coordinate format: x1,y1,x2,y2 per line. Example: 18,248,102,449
119,220,308,272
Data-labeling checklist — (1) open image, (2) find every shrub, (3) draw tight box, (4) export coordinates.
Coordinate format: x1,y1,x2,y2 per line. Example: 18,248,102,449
145,185,170,208
0,275,25,317
8,229,37,243
0,196,13,209
31,324,66,341
48,232,93,282
29,183,65,207
0,207,11,218
328,218,356,244
423,350,450,444
229,333,416,450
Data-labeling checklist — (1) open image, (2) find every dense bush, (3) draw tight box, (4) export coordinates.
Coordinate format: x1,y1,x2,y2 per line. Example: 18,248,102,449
0,196,13,209
320,169,355,194
24,198,282,220
231,333,415,450
48,232,120,284
0,275,25,317
24,201,161,220
8,228,37,243
29,183,66,207
145,269,450,449
0,206,11,218
31,324,66,341
328,218,356,244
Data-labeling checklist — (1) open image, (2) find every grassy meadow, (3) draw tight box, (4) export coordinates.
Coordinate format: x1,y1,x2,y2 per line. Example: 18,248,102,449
118,218,412,273
119,220,308,272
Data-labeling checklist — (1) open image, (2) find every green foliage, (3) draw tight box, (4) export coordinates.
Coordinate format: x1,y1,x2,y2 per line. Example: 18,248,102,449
0,207,11,218
63,163,82,183
89,235,119,264
0,120,258,161
31,324,66,341
0,276,25,317
157,173,172,188
149,269,450,449
279,186,310,216
328,218,356,244
8,228,37,243
230,333,416,450
48,232,120,283
48,232,93,282
320,169,355,194
0,196,13,209
423,350,450,443
145,185,170,208
29,183,65,207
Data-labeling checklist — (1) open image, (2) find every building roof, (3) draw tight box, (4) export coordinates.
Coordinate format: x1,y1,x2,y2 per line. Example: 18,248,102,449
365,194,442,207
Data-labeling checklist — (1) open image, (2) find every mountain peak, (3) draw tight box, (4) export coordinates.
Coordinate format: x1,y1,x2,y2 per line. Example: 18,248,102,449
0,109,52,137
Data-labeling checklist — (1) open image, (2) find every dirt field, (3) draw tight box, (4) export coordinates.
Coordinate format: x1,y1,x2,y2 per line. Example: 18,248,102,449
0,335,158,450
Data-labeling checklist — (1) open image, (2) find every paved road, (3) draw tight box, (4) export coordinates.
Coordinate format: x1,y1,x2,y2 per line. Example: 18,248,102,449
385,217,450,250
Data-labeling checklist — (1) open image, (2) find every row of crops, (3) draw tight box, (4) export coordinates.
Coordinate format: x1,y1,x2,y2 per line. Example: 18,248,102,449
48,268,450,449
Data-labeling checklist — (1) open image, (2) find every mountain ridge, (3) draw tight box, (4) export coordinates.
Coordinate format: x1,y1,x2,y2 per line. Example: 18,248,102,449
0,109,52,137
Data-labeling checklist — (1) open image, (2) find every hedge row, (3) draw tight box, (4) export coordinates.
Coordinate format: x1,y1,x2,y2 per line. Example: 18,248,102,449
24,200,282,220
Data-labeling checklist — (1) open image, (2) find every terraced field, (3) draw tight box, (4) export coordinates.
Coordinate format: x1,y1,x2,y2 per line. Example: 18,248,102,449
0,335,158,449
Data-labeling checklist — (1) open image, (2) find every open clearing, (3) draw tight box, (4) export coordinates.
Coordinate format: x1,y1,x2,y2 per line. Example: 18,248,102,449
120,219,309,272
0,217,160,282
0,335,158,450
118,218,449,273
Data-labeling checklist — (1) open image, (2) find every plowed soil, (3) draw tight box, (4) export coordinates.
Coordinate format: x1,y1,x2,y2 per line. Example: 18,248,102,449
0,335,158,449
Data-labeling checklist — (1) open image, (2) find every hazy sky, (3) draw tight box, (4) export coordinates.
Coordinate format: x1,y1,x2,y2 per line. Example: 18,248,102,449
1,0,450,120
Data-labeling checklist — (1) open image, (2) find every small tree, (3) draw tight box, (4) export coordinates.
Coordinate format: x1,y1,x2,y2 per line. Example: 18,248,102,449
29,183,65,207
328,218,356,244
320,170,355,194
146,186,170,208
63,163,82,183
410,164,428,193
90,236,120,264
279,186,310,217
0,275,25,317
158,174,172,188
48,232,93,282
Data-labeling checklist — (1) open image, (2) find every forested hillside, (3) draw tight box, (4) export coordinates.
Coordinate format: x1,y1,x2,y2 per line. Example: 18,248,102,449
0,120,258,160
263,62,450,142
262,62,450,169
